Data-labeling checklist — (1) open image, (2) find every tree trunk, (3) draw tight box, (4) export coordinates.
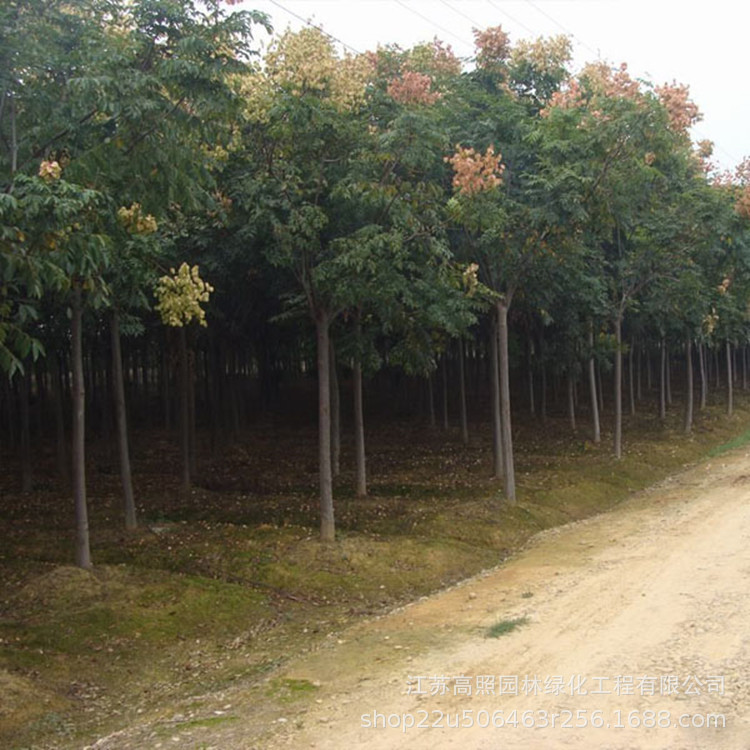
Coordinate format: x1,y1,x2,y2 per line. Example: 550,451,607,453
111,312,137,530
665,343,672,406
353,353,366,498
71,283,92,569
458,338,469,445
188,348,197,477
636,343,642,402
19,364,32,492
714,347,720,389
698,342,707,410
490,314,504,478
329,338,340,479
567,373,576,432
441,355,449,430
743,346,748,391
527,338,535,417
727,340,734,417
613,314,623,460
178,327,191,491
497,300,515,501
316,312,335,542
596,361,604,415
588,321,601,443
426,374,435,427
51,351,69,484
684,337,694,434
628,339,635,416
659,336,667,420
161,335,171,430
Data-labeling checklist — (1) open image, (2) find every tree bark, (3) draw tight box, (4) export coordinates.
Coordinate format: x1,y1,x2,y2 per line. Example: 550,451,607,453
588,321,601,443
527,338,535,417
684,337,694,434
727,340,734,417
714,347,720,389
71,283,92,569
497,300,515,501
628,338,635,416
111,311,137,530
567,373,576,432
329,338,340,478
659,336,667,420
353,353,366,498
316,312,335,542
178,327,191,491
636,343,642,402
188,348,197,477
440,355,449,430
458,338,469,445
426,373,435,427
613,314,623,460
665,343,672,406
698,342,707,410
51,350,69,484
19,364,32,493
489,313,503,478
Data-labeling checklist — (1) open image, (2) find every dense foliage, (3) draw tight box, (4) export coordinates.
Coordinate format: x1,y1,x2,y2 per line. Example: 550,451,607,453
3,1,750,560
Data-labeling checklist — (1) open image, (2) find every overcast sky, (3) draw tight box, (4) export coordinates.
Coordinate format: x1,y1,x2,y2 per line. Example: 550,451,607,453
242,0,748,172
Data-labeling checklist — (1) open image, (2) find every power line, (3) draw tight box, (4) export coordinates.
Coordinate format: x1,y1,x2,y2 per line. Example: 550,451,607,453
265,0,362,55
437,0,483,28
484,0,537,37
393,0,474,50
523,0,599,58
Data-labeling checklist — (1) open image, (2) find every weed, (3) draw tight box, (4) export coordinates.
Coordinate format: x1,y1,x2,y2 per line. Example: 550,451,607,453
486,617,529,638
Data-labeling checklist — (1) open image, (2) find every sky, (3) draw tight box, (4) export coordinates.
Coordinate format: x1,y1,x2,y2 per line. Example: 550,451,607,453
240,0,749,172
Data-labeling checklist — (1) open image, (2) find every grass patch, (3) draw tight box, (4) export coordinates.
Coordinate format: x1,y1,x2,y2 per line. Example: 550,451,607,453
708,427,750,457
486,617,530,638
180,715,239,730
266,677,320,703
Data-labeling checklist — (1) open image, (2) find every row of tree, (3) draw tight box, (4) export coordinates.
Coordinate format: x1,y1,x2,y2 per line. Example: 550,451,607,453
3,1,750,565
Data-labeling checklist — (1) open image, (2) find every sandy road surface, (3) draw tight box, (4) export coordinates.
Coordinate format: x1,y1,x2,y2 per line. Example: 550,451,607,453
262,452,750,750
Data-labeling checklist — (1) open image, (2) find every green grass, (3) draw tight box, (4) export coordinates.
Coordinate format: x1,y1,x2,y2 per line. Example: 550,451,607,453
486,617,530,638
708,427,750,456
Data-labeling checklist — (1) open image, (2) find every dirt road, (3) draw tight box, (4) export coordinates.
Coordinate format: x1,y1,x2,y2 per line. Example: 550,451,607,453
261,451,750,750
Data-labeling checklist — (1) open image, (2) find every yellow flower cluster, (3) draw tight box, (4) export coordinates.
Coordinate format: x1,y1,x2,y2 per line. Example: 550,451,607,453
406,38,462,79
510,35,572,73
702,311,718,336
39,160,62,181
243,27,373,120
117,203,158,235
462,262,480,296
154,263,214,328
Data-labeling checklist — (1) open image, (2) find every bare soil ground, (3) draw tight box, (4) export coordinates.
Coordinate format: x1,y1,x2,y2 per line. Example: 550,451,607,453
234,451,750,750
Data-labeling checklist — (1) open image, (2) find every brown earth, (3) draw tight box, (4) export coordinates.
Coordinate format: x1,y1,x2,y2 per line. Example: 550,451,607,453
182,450,750,750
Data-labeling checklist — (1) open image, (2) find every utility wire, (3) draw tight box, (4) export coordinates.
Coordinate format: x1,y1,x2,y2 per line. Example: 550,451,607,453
523,0,599,58
484,0,537,37
265,0,362,55
393,0,474,49
437,0,483,28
